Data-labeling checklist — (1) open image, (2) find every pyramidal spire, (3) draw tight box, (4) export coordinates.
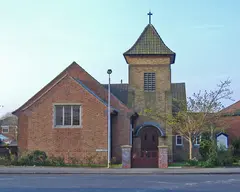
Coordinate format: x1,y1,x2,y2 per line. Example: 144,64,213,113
123,17,176,63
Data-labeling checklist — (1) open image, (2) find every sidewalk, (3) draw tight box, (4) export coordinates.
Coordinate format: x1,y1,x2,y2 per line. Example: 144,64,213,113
0,166,240,175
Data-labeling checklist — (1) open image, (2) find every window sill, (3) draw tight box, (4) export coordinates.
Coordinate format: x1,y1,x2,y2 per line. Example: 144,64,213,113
54,126,82,128
193,144,200,148
176,144,183,147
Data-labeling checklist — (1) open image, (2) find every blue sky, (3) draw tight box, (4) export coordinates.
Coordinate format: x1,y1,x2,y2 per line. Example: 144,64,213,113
0,0,239,116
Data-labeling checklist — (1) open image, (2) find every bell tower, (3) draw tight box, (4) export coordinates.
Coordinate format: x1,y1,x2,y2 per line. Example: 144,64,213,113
123,11,176,116
123,12,176,162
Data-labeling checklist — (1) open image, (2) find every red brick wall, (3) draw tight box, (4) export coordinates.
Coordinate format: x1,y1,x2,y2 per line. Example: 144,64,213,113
17,63,131,164
221,116,240,143
67,63,131,163
18,75,108,164
111,114,131,163
17,113,28,152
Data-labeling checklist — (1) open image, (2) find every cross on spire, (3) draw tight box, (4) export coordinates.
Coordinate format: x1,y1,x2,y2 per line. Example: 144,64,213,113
147,11,153,24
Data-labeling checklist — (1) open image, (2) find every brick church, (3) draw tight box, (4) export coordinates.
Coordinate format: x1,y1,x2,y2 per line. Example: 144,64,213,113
12,13,186,168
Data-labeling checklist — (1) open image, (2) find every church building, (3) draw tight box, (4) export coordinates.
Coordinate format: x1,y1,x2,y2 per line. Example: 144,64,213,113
12,13,186,168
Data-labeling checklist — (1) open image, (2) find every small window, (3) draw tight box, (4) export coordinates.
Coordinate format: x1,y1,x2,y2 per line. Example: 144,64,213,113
144,72,156,92
1,126,9,133
176,135,183,146
144,134,147,140
54,105,81,127
195,135,201,146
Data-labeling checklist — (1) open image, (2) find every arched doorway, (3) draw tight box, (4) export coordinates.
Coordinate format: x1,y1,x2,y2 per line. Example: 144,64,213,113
140,126,159,151
132,122,165,168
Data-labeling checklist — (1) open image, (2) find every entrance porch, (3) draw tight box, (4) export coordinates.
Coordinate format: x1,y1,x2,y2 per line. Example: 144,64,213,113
130,122,168,168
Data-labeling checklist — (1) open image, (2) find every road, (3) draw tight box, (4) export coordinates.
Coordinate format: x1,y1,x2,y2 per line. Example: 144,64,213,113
0,174,240,192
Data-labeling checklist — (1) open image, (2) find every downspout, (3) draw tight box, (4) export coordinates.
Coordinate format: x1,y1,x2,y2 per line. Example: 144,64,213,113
130,122,133,145
130,115,134,146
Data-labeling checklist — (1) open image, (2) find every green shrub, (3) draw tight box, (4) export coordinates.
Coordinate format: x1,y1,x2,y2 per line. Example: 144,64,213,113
16,151,67,166
186,158,199,166
200,143,234,167
17,150,48,166
232,138,240,157
217,146,234,166
199,139,212,160
200,141,218,167
0,156,9,166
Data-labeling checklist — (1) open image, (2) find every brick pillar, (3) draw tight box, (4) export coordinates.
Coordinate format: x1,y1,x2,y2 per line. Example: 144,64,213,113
158,145,168,168
121,145,132,168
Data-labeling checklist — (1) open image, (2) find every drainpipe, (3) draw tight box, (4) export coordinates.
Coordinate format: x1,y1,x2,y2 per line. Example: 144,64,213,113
130,116,134,146
130,122,133,145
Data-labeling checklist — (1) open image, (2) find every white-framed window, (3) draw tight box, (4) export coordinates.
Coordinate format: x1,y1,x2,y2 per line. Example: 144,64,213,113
144,72,156,92
54,104,82,128
176,135,183,146
194,135,201,146
1,126,9,133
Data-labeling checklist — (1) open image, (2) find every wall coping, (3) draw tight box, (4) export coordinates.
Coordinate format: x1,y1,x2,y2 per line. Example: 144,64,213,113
158,145,168,148
121,145,132,148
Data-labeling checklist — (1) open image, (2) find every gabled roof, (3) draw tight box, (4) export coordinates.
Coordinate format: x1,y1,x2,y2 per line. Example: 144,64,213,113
13,62,131,116
123,24,176,63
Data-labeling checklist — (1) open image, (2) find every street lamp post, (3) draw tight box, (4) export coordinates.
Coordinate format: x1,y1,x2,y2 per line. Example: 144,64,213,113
107,69,112,168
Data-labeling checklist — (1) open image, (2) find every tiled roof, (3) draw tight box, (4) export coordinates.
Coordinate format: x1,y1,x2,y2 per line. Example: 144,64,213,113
102,84,129,105
73,78,119,112
171,83,186,101
221,100,240,114
123,24,176,63
0,115,18,126
102,83,186,107
13,62,132,115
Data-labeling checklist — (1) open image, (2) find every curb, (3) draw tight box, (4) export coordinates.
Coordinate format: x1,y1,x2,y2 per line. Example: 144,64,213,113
1,167,240,175
0,172,240,175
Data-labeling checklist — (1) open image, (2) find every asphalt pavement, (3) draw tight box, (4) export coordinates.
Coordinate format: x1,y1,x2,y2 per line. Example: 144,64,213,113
1,174,240,192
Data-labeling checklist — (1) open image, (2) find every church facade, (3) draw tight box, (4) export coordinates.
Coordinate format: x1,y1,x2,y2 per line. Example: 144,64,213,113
12,17,187,167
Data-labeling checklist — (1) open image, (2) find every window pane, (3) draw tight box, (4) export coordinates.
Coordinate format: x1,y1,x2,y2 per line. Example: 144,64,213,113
177,136,182,145
64,105,71,126
72,105,80,125
196,136,200,145
55,106,63,126
2,128,9,133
